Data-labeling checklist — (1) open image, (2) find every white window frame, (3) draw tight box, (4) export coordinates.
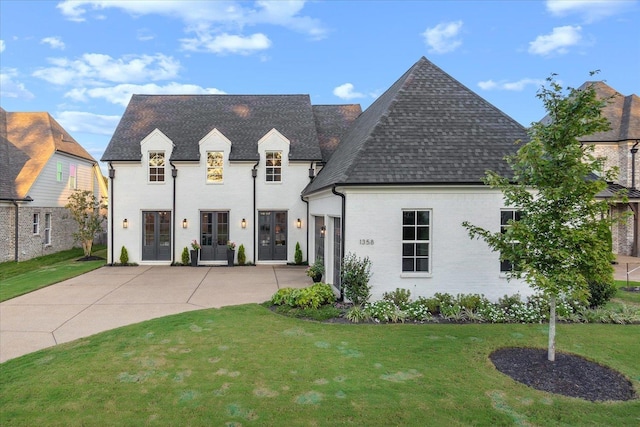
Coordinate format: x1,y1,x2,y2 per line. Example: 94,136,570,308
56,162,63,182
69,164,77,189
148,151,166,183
206,151,224,183
500,209,522,273
401,209,431,275
33,213,40,235
44,213,52,246
265,151,282,182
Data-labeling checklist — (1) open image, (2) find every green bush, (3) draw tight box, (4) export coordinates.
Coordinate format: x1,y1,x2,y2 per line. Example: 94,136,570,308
237,244,246,265
270,283,335,309
119,246,129,265
341,253,372,306
587,281,617,308
294,242,303,265
454,293,487,311
181,247,189,265
383,288,411,309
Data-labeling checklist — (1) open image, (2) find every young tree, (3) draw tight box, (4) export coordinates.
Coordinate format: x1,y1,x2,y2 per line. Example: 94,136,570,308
66,190,107,259
462,74,622,361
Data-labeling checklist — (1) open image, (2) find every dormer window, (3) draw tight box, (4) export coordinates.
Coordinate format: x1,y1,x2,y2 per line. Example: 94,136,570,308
206,151,224,183
266,151,282,182
149,151,165,182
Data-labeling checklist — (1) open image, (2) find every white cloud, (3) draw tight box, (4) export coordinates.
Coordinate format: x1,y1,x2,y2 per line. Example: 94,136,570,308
0,69,35,99
181,32,271,54
528,25,582,56
478,78,545,91
41,36,66,50
333,83,365,100
55,111,121,135
33,53,181,85
546,0,633,22
65,82,226,106
56,0,328,43
422,21,463,54
137,29,155,42
0,40,5,53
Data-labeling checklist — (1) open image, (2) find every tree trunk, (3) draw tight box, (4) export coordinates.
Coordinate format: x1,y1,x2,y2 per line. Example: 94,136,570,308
83,240,93,258
548,294,556,362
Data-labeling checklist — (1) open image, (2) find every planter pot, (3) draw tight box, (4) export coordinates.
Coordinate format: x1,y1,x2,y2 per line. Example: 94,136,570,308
312,273,322,283
227,249,235,266
190,250,198,267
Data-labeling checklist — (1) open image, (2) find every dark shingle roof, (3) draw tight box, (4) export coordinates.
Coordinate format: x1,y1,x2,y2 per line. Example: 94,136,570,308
303,57,528,195
312,105,362,162
573,81,640,143
102,95,324,162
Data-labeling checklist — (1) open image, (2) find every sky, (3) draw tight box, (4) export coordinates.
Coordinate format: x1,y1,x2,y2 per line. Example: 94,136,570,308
1,0,639,171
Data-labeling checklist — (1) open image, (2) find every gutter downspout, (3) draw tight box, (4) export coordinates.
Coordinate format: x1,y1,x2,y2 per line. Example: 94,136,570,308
300,162,314,262
331,185,346,301
631,142,638,190
108,163,115,265
630,142,639,257
12,200,19,262
171,162,178,265
252,160,260,263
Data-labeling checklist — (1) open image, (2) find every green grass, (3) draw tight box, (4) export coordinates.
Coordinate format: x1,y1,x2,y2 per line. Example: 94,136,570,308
1,304,638,426
612,280,640,306
0,246,106,302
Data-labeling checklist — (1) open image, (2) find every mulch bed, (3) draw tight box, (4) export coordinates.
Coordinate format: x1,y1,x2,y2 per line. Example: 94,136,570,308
76,256,105,262
490,347,636,401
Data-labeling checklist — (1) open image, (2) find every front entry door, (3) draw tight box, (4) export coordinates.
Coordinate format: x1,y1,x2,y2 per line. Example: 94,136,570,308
258,211,287,261
200,211,229,261
142,211,171,260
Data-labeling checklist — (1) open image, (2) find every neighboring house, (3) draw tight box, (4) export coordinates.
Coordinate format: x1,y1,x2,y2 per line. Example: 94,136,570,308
0,107,108,262
577,82,640,257
103,56,535,301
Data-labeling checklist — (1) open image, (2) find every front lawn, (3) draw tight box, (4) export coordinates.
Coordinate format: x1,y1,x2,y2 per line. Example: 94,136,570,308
1,304,638,426
0,246,106,302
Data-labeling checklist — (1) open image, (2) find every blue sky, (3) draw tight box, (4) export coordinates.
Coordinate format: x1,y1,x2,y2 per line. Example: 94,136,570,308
1,0,639,169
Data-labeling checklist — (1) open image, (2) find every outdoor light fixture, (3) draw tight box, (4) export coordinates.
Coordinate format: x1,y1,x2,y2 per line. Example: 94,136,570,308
182,218,188,229
320,225,326,236
122,219,128,229
241,218,247,229
296,218,302,228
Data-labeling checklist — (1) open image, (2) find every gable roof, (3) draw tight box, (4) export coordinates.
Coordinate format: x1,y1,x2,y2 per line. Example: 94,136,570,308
303,57,529,195
102,94,324,162
575,81,640,143
312,104,362,163
0,107,97,199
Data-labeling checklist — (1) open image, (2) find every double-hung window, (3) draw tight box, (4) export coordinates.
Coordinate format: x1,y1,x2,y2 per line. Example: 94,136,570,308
33,213,40,235
206,151,224,183
402,210,431,272
44,213,51,246
500,210,521,273
266,151,282,182
69,164,77,189
56,162,63,182
149,151,165,182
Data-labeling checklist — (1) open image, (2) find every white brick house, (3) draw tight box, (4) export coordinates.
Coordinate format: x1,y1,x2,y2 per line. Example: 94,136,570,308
102,57,537,301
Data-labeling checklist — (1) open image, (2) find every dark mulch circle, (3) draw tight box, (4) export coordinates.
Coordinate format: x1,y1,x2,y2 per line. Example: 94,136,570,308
490,347,636,402
76,256,105,262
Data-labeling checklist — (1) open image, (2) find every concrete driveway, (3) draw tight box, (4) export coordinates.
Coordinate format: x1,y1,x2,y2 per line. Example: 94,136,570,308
0,265,310,363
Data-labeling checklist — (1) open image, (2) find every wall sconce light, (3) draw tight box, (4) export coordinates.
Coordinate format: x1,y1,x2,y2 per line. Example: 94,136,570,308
296,218,302,228
320,225,326,236
122,219,128,229
241,218,247,229
182,218,188,229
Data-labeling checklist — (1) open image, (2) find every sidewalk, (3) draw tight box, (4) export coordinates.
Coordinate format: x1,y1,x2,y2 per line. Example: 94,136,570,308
0,265,309,363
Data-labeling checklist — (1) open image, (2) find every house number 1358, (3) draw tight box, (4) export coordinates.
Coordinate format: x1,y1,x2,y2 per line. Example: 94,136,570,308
359,239,374,245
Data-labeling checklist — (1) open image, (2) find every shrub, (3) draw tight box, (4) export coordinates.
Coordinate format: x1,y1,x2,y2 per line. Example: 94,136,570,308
237,244,246,265
270,283,335,309
405,300,433,322
383,288,411,309
587,281,617,308
119,246,129,265
181,247,190,265
341,253,372,306
416,296,441,315
294,242,303,265
365,300,406,323
271,288,297,307
346,306,370,323
454,293,487,311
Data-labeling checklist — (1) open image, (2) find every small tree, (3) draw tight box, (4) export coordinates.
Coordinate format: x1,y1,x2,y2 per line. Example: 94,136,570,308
237,244,246,265
181,247,190,265
462,74,622,361
66,190,107,258
341,252,372,306
119,246,129,265
294,242,303,265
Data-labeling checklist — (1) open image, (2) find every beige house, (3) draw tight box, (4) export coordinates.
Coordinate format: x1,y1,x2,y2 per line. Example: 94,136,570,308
0,107,108,262
579,82,640,256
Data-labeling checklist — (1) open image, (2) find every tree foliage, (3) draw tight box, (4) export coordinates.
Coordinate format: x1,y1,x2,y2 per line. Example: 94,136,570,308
462,74,624,360
66,190,107,258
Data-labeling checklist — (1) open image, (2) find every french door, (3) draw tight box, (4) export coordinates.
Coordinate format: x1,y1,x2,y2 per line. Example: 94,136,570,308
258,211,287,261
200,211,229,261
142,211,171,260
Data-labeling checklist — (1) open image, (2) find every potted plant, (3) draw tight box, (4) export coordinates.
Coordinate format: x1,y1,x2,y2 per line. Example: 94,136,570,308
190,240,200,266
227,241,236,266
306,259,324,283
